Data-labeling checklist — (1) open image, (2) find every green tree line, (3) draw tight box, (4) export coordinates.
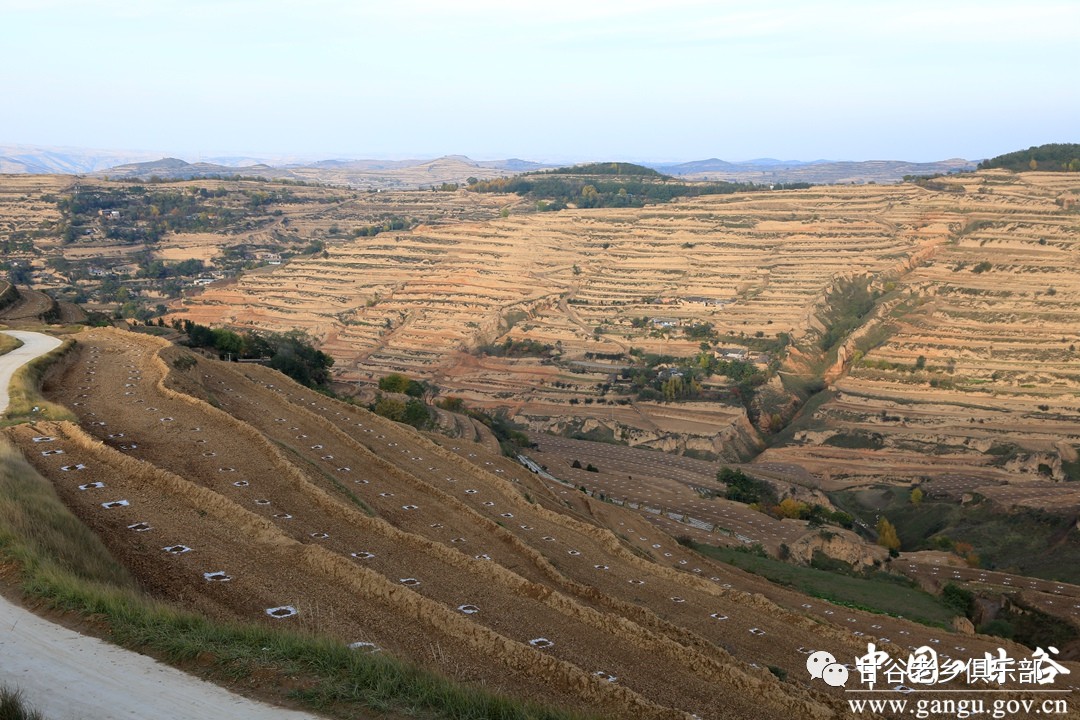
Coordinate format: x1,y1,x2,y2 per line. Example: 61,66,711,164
978,143,1080,172
467,169,761,210
176,319,334,389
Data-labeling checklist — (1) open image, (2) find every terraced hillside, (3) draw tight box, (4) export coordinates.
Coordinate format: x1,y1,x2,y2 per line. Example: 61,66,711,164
9,327,1070,718
177,183,941,361
0,175,513,321
761,171,1080,494
172,182,954,454
0,175,68,267
167,171,1080,489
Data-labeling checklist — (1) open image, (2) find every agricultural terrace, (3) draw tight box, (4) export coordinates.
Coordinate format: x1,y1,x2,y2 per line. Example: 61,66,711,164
763,171,1080,492
172,182,946,448
0,174,512,322
6,327,1063,717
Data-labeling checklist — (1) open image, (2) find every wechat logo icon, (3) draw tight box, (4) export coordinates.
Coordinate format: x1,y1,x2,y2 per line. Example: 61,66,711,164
807,650,849,688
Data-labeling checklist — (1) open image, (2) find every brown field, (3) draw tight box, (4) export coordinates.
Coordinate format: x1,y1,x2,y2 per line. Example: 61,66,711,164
9,327,1074,717
521,433,819,554
171,182,957,457
175,182,940,359
153,170,1080,626
759,171,1080,492
154,170,1080,524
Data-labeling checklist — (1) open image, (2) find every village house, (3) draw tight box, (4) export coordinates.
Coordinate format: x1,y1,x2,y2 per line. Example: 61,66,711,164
650,317,680,328
680,295,730,307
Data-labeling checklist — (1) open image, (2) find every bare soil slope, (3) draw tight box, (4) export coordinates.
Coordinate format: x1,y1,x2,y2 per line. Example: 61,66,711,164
760,172,1080,493
11,329,1070,717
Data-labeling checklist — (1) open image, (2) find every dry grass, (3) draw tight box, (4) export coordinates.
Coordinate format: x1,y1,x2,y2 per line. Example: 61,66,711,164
0,435,133,589
2,339,76,425
763,172,1080,492
166,172,1080,485
170,183,947,455
0,334,23,356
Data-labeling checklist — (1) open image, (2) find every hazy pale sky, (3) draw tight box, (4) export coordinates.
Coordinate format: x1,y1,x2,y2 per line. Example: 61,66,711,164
3,0,1077,162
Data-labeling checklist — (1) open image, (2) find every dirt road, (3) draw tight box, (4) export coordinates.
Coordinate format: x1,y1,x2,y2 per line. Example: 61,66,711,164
0,330,319,720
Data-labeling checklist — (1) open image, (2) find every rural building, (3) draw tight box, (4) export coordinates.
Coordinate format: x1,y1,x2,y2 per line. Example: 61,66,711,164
680,295,729,307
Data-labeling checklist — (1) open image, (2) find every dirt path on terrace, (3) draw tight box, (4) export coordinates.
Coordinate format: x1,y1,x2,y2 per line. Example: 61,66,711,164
0,289,54,323
0,330,321,720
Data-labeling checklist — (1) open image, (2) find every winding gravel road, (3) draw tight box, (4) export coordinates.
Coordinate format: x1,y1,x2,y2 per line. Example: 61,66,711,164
0,330,320,720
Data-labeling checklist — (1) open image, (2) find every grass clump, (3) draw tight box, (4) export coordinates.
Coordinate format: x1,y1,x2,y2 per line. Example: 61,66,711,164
0,686,48,720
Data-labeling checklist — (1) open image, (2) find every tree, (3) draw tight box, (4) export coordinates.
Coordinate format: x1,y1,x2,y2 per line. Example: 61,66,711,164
876,517,901,552
941,583,974,617
8,264,32,285
662,376,682,401
776,497,807,519
910,487,924,505
436,396,465,412
378,373,411,394
373,397,406,422
719,467,777,507
214,329,244,356
402,398,432,429
580,184,599,207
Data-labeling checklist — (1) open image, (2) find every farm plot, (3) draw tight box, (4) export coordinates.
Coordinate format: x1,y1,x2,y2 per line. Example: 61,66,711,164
8,330,1058,716
764,172,1080,492
13,327,1061,715
521,433,810,552
13,327,863,719
171,183,944,448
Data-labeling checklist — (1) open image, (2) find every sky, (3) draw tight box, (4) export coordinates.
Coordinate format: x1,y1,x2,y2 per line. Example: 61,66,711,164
2,0,1078,163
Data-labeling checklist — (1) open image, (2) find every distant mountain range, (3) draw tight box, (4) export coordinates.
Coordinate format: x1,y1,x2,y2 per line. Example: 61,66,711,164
94,155,551,189
0,143,977,187
0,144,162,174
